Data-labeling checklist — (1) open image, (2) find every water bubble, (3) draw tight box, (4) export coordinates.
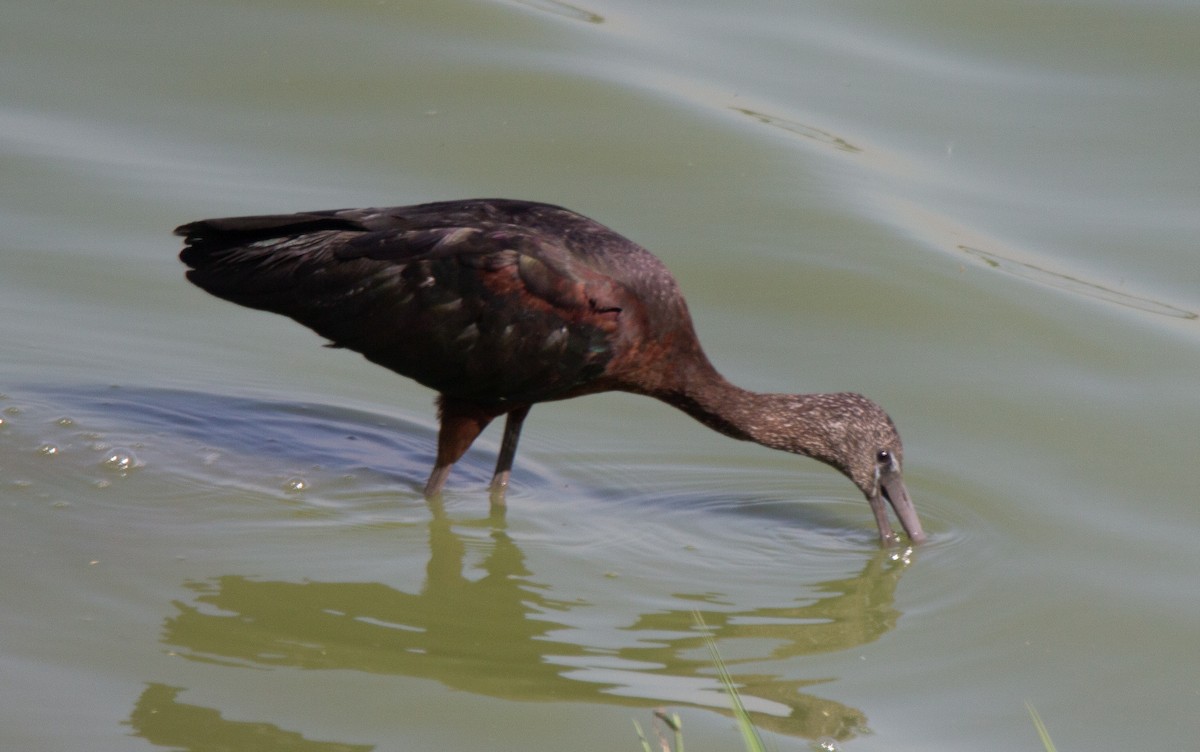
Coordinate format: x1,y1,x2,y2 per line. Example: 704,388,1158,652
283,477,308,493
37,443,59,457
813,738,841,752
101,448,138,473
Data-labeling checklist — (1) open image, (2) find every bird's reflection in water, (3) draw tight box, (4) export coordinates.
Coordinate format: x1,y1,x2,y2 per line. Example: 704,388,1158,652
127,684,371,752
151,504,912,746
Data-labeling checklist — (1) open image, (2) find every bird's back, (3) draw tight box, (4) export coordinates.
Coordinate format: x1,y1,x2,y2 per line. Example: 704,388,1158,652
178,199,696,405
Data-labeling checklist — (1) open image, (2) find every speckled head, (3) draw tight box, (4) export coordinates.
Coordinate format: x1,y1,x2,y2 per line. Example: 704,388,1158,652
793,392,925,545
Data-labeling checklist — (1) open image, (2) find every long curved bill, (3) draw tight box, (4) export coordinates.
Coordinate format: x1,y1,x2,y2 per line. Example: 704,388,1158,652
870,474,926,545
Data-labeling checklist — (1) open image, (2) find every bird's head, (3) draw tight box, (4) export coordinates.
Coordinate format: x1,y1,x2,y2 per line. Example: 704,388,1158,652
781,392,926,545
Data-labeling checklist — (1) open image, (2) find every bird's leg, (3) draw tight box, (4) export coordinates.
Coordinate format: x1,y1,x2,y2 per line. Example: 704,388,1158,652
423,464,454,499
424,397,496,498
488,404,532,503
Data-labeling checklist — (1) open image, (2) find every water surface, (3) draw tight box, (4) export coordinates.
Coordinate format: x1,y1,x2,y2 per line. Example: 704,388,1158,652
3,1,1199,750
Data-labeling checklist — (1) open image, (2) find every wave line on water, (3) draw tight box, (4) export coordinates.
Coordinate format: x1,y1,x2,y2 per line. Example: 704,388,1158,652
884,196,1198,323
959,244,1196,320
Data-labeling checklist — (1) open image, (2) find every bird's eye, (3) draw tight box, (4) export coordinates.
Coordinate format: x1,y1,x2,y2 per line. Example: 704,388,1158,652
876,450,891,465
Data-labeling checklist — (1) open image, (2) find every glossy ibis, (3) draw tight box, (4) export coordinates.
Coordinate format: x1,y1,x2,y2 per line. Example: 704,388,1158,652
177,199,924,544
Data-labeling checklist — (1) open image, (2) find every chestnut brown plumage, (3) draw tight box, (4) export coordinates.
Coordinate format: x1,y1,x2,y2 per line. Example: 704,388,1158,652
177,198,924,544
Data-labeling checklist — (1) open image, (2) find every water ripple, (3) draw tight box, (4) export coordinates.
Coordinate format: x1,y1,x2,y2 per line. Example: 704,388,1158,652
508,0,603,24
885,197,1197,322
731,107,863,153
961,244,1197,320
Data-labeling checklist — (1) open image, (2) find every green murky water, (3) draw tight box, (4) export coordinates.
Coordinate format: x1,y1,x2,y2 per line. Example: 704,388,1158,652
3,1,1199,749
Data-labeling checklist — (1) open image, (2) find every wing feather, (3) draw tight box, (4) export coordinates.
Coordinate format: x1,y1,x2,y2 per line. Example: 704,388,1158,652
177,202,623,402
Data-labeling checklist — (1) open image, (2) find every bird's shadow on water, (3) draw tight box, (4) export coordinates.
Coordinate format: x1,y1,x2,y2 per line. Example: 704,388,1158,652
13,383,892,542
21,383,500,497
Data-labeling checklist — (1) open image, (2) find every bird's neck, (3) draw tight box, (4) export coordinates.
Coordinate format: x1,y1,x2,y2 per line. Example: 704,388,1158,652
653,360,831,461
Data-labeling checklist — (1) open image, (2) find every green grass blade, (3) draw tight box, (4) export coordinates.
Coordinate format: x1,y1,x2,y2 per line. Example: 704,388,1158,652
658,711,683,752
694,611,767,752
633,719,654,752
1025,702,1058,752
633,712,684,752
